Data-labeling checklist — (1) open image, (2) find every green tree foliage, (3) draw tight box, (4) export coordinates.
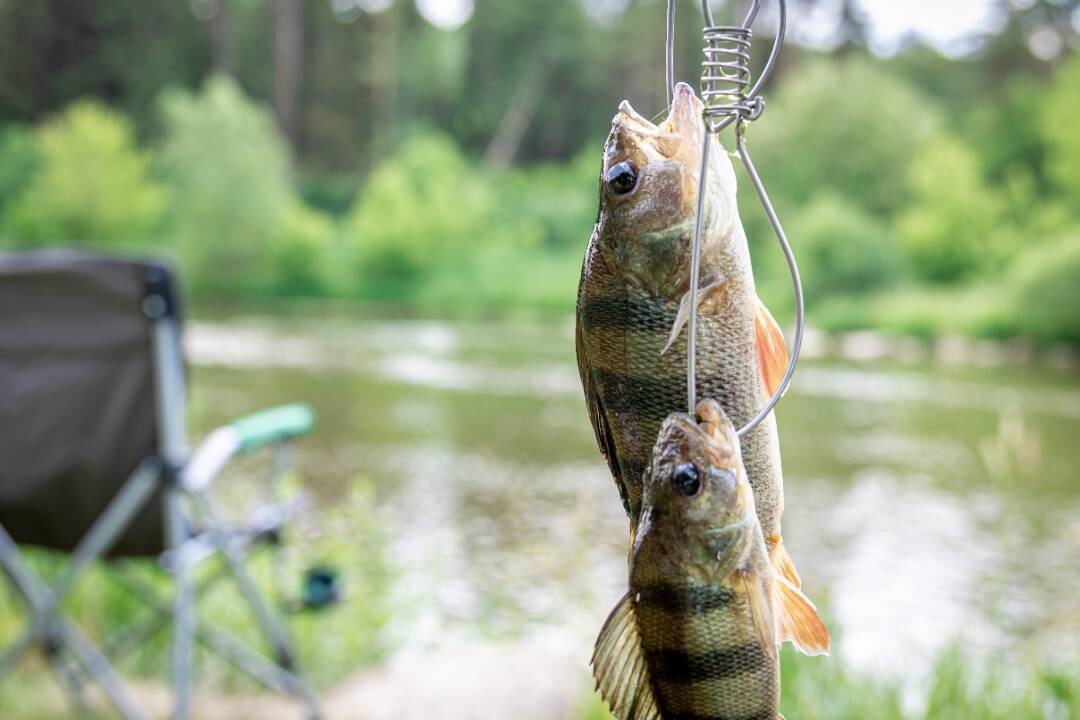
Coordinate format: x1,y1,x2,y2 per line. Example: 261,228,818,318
269,203,336,297
346,129,496,301
1039,53,1080,199
0,126,39,218
793,193,902,301
896,136,1002,283
1009,234,1080,342
3,101,165,247
157,75,294,293
749,57,941,218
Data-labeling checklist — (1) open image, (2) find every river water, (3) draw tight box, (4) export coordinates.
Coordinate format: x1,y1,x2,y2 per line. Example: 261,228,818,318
185,312,1080,683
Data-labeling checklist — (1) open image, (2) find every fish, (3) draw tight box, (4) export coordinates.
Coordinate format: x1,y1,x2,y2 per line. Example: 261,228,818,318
592,400,829,720
575,81,800,592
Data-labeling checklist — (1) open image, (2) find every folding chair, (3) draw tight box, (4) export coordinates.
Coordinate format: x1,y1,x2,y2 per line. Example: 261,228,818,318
0,250,322,719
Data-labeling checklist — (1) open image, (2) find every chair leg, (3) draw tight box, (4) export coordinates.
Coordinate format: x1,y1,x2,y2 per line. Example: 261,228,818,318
167,489,195,720
44,638,91,717
58,618,151,720
197,497,321,717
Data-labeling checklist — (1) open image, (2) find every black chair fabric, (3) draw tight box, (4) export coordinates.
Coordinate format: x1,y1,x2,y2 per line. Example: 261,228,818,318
0,251,169,556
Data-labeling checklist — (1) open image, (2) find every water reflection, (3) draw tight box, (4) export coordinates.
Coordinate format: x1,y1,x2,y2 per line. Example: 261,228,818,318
186,315,1080,681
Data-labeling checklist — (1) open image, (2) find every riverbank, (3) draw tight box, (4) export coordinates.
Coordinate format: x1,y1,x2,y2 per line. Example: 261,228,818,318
5,640,1077,720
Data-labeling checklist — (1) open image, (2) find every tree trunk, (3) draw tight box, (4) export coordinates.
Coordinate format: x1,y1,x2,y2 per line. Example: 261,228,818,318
206,0,233,75
483,65,545,169
273,0,303,147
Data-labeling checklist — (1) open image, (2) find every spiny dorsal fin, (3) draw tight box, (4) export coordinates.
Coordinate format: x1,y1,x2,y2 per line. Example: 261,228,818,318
661,277,728,356
754,297,789,398
591,593,660,720
775,575,831,656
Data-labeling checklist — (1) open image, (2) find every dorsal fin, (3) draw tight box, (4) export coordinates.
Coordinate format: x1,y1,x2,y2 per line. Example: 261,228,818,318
775,575,831,656
754,297,789,398
591,593,660,720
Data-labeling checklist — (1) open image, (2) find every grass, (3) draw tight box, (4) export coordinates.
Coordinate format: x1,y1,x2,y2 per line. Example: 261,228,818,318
0,478,393,716
577,645,1079,720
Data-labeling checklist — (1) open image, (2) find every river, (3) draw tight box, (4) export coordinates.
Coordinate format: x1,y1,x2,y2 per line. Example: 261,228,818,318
185,311,1080,684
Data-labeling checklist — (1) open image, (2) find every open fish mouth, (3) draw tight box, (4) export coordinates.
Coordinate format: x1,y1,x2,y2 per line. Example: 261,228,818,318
613,82,704,160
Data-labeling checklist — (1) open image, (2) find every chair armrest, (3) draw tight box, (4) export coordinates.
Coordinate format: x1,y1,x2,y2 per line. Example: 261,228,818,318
231,404,317,454
181,404,317,493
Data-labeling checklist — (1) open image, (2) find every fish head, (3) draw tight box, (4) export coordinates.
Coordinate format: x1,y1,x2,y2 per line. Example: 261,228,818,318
639,399,756,580
596,82,739,299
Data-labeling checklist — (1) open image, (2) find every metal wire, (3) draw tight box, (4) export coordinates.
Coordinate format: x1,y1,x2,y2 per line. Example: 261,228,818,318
666,0,676,107
681,0,804,439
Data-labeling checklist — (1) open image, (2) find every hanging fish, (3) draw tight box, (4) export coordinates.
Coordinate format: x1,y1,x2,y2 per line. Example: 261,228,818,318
576,82,800,590
592,400,828,720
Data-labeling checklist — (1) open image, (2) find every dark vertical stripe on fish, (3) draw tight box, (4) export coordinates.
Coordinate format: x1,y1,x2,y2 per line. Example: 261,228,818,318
648,644,771,682
666,711,777,720
635,584,735,614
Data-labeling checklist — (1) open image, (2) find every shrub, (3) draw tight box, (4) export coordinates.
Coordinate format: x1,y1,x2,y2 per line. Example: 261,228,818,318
1040,53,1080,200
0,126,39,223
1008,234,1080,343
748,57,941,218
345,129,497,301
4,101,165,247
793,193,902,302
157,75,293,293
268,203,337,297
897,135,1001,283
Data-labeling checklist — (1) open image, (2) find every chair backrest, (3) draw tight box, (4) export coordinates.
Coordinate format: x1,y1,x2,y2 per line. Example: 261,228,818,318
0,250,183,556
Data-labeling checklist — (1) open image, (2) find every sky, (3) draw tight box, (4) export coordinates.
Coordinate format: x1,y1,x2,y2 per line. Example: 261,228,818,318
405,0,1007,55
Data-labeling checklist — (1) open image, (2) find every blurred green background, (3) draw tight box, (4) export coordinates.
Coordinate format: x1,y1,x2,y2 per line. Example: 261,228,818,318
1,1,1080,718
0,0,1078,340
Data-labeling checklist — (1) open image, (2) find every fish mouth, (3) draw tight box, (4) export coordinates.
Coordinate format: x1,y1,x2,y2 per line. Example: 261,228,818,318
658,404,739,468
613,82,703,159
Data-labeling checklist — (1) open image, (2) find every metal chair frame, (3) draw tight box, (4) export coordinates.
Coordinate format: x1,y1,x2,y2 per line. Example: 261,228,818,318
0,268,321,719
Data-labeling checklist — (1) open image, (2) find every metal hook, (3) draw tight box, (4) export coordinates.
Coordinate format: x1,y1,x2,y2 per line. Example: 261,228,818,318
680,0,804,439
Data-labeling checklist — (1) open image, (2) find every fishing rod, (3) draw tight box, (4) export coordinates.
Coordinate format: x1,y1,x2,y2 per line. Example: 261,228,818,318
671,0,804,439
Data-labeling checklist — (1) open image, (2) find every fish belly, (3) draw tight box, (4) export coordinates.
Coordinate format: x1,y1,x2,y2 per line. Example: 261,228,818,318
580,268,784,541
632,579,780,720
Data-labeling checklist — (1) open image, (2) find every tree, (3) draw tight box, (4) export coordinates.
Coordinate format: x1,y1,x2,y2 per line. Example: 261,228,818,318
157,75,293,292
4,101,165,247
896,136,1001,283
1039,53,1080,199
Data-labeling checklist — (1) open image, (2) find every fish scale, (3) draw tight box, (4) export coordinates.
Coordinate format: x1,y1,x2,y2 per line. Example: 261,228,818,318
591,404,784,720
577,223,784,546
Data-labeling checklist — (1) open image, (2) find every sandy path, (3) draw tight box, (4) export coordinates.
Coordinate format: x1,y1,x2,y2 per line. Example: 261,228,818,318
115,641,593,720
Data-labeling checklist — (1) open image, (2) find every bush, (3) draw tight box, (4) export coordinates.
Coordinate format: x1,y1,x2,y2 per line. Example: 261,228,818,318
1040,53,1080,200
345,129,497,301
3,101,165,247
0,126,39,222
268,203,337,297
793,193,902,301
897,135,1002,283
157,75,293,293
748,57,941,218
1008,234,1080,343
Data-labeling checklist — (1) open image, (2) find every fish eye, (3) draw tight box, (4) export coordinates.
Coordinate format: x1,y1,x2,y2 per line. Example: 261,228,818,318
605,161,639,196
671,462,701,497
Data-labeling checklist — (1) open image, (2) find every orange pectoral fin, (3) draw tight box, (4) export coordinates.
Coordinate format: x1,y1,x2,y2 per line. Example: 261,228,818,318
770,535,803,589
754,297,789,398
775,575,831,656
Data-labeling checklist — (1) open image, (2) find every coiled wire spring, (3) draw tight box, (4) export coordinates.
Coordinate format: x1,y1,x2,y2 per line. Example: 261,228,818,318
700,26,761,131
669,0,803,438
